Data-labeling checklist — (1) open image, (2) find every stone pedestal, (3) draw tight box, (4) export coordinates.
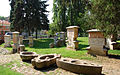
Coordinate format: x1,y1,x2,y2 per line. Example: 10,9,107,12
29,36,33,47
87,29,108,56
4,35,11,47
19,35,23,45
66,26,79,50
18,45,25,53
12,32,19,53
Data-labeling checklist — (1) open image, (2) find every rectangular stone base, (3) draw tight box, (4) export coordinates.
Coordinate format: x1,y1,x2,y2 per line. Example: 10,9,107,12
88,49,108,56
66,47,78,51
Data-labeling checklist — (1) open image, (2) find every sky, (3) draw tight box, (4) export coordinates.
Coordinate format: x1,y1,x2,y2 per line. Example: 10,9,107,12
0,0,53,23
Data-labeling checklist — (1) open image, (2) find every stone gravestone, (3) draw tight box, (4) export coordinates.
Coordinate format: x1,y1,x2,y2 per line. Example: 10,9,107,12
12,32,19,53
66,26,79,50
4,35,11,47
19,35,23,45
87,29,108,56
29,36,33,47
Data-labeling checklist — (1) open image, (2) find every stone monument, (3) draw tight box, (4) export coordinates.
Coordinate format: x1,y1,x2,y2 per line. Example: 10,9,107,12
13,32,19,53
66,26,79,50
18,45,25,53
87,29,108,56
19,35,23,45
29,36,33,47
106,35,120,50
4,35,11,47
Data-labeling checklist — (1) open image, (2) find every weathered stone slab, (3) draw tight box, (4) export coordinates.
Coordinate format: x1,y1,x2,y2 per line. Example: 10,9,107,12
31,54,61,68
56,58,102,75
89,38,105,46
20,52,38,61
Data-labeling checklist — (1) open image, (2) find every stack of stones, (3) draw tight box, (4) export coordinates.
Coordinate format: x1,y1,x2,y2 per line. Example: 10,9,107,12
66,26,79,50
12,32,19,53
87,29,108,56
29,36,33,47
4,35,11,47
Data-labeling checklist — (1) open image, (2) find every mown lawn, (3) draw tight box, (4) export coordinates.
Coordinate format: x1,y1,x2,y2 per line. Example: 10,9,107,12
1,37,120,59
0,65,22,75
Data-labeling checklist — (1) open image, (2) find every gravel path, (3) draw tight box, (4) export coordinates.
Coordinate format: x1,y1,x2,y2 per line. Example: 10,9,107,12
0,47,120,75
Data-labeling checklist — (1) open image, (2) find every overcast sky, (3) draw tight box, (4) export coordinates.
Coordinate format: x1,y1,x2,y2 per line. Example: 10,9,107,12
0,0,53,23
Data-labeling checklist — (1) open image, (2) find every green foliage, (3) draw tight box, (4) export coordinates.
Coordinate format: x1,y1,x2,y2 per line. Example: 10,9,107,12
0,16,9,21
87,0,120,36
51,0,89,36
9,0,49,35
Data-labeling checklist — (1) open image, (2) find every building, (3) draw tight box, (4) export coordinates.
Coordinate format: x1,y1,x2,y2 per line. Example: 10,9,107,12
0,20,10,40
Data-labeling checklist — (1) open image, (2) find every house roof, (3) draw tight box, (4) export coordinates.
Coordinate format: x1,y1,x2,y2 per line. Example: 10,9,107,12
0,20,10,25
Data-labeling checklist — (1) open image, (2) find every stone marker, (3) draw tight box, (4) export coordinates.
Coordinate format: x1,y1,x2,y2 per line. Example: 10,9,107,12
18,45,25,53
12,32,19,53
29,36,33,47
4,35,11,47
87,29,108,56
19,35,23,45
66,26,79,50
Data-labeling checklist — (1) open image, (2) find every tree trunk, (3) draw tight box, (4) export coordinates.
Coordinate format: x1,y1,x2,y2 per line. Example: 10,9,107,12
35,28,38,39
28,24,31,36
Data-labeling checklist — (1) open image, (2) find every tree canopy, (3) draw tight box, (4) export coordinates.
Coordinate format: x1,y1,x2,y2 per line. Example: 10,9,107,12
87,0,120,36
9,0,49,35
50,0,89,36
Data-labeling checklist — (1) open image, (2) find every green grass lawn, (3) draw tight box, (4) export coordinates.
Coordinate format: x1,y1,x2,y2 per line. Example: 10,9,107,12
1,37,120,59
0,65,22,75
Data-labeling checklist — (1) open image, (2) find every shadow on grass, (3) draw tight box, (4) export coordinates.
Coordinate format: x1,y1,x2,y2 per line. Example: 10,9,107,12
34,64,58,72
23,39,54,49
107,54,120,59
78,44,89,50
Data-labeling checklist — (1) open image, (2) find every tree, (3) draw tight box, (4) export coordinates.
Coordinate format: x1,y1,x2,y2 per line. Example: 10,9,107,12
51,0,88,36
9,0,49,36
87,0,120,37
